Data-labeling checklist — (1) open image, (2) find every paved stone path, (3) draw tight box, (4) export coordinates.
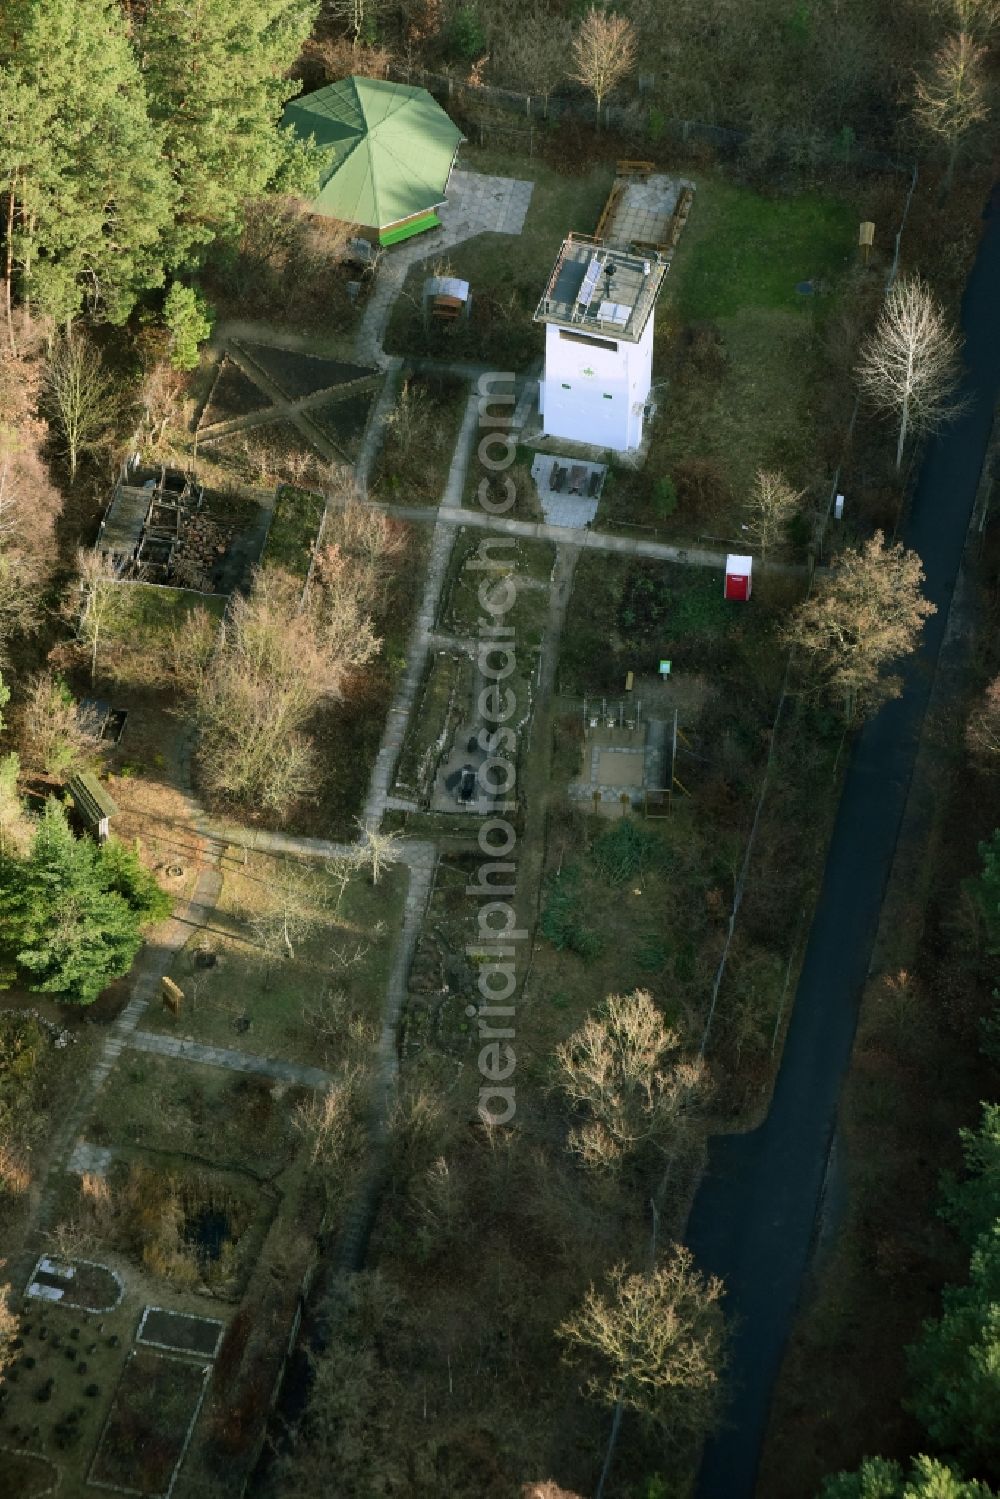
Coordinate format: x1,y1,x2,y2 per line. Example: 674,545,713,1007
124,1030,333,1089
322,484,809,575
67,1141,114,1178
336,840,438,1271
361,386,486,825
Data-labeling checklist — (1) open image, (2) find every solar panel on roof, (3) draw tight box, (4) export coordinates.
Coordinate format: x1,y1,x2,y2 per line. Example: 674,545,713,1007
577,255,602,307
598,301,630,327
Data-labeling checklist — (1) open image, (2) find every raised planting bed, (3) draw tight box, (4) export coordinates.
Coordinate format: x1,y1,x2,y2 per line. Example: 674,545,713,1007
394,650,475,802
261,485,325,581
199,357,273,428
25,1256,124,1314
307,392,376,461
234,341,375,402
88,1349,210,1496
137,1308,224,1359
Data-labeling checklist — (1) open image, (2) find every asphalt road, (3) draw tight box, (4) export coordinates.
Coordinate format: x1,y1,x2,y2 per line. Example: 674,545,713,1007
686,183,1000,1499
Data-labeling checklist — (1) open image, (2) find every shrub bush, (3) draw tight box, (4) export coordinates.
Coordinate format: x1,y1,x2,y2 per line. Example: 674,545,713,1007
541,865,602,959
591,818,668,887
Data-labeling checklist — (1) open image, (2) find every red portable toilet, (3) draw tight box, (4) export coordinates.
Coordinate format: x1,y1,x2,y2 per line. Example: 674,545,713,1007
724,554,752,601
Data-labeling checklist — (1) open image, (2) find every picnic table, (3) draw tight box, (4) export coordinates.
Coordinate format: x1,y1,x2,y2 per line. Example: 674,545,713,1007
568,464,587,495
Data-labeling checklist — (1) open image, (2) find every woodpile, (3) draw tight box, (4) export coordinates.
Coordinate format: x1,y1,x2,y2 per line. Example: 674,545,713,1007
171,514,235,593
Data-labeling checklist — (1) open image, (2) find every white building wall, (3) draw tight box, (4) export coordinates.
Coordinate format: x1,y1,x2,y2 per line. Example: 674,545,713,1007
539,316,654,452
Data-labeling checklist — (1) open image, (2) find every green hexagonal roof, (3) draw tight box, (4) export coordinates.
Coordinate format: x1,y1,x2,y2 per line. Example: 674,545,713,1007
283,76,464,232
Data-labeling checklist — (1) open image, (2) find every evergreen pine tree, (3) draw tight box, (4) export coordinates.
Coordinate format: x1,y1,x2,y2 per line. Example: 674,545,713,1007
0,0,176,323
137,0,320,266
0,800,168,1004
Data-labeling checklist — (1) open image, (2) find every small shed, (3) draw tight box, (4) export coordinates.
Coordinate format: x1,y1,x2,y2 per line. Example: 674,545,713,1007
724,554,753,602
67,772,119,842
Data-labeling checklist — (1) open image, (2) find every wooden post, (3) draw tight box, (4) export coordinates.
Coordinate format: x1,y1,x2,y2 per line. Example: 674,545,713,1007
161,976,184,1016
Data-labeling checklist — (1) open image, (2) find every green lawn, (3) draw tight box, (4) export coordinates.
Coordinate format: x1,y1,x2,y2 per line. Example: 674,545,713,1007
558,550,785,696
144,851,408,1068
261,484,325,580
669,180,855,321
110,582,227,638
601,175,854,534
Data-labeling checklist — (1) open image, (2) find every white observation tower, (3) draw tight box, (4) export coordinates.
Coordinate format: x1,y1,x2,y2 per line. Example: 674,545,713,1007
534,237,669,453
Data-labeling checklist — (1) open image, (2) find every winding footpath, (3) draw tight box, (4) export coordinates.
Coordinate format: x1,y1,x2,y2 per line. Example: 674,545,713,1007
686,185,1000,1499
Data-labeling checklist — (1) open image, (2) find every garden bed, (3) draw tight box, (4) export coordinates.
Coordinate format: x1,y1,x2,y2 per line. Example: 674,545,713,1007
199,357,272,428
260,485,325,581
26,1257,124,1314
137,1308,224,1359
196,420,328,491
308,392,376,461
88,1349,209,1496
0,1452,58,1497
233,341,373,402
437,528,554,640
87,1056,306,1175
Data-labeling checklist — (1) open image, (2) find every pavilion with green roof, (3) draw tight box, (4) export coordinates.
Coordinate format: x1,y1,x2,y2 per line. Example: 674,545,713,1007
283,76,465,247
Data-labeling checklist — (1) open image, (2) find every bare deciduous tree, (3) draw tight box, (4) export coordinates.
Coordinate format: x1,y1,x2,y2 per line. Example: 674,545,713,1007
304,34,393,82
784,530,936,722
193,568,330,814
0,1277,18,1378
939,0,1000,33
167,603,220,689
322,0,385,44
19,670,101,777
553,990,704,1171
569,8,638,127
557,1249,724,1441
244,854,331,967
493,3,573,114
320,498,406,612
44,331,118,481
522,1485,587,1499
294,1070,370,1204
0,448,43,655
742,469,804,561
967,675,1000,764
856,275,961,469
73,548,128,684
913,30,990,193
354,818,403,886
